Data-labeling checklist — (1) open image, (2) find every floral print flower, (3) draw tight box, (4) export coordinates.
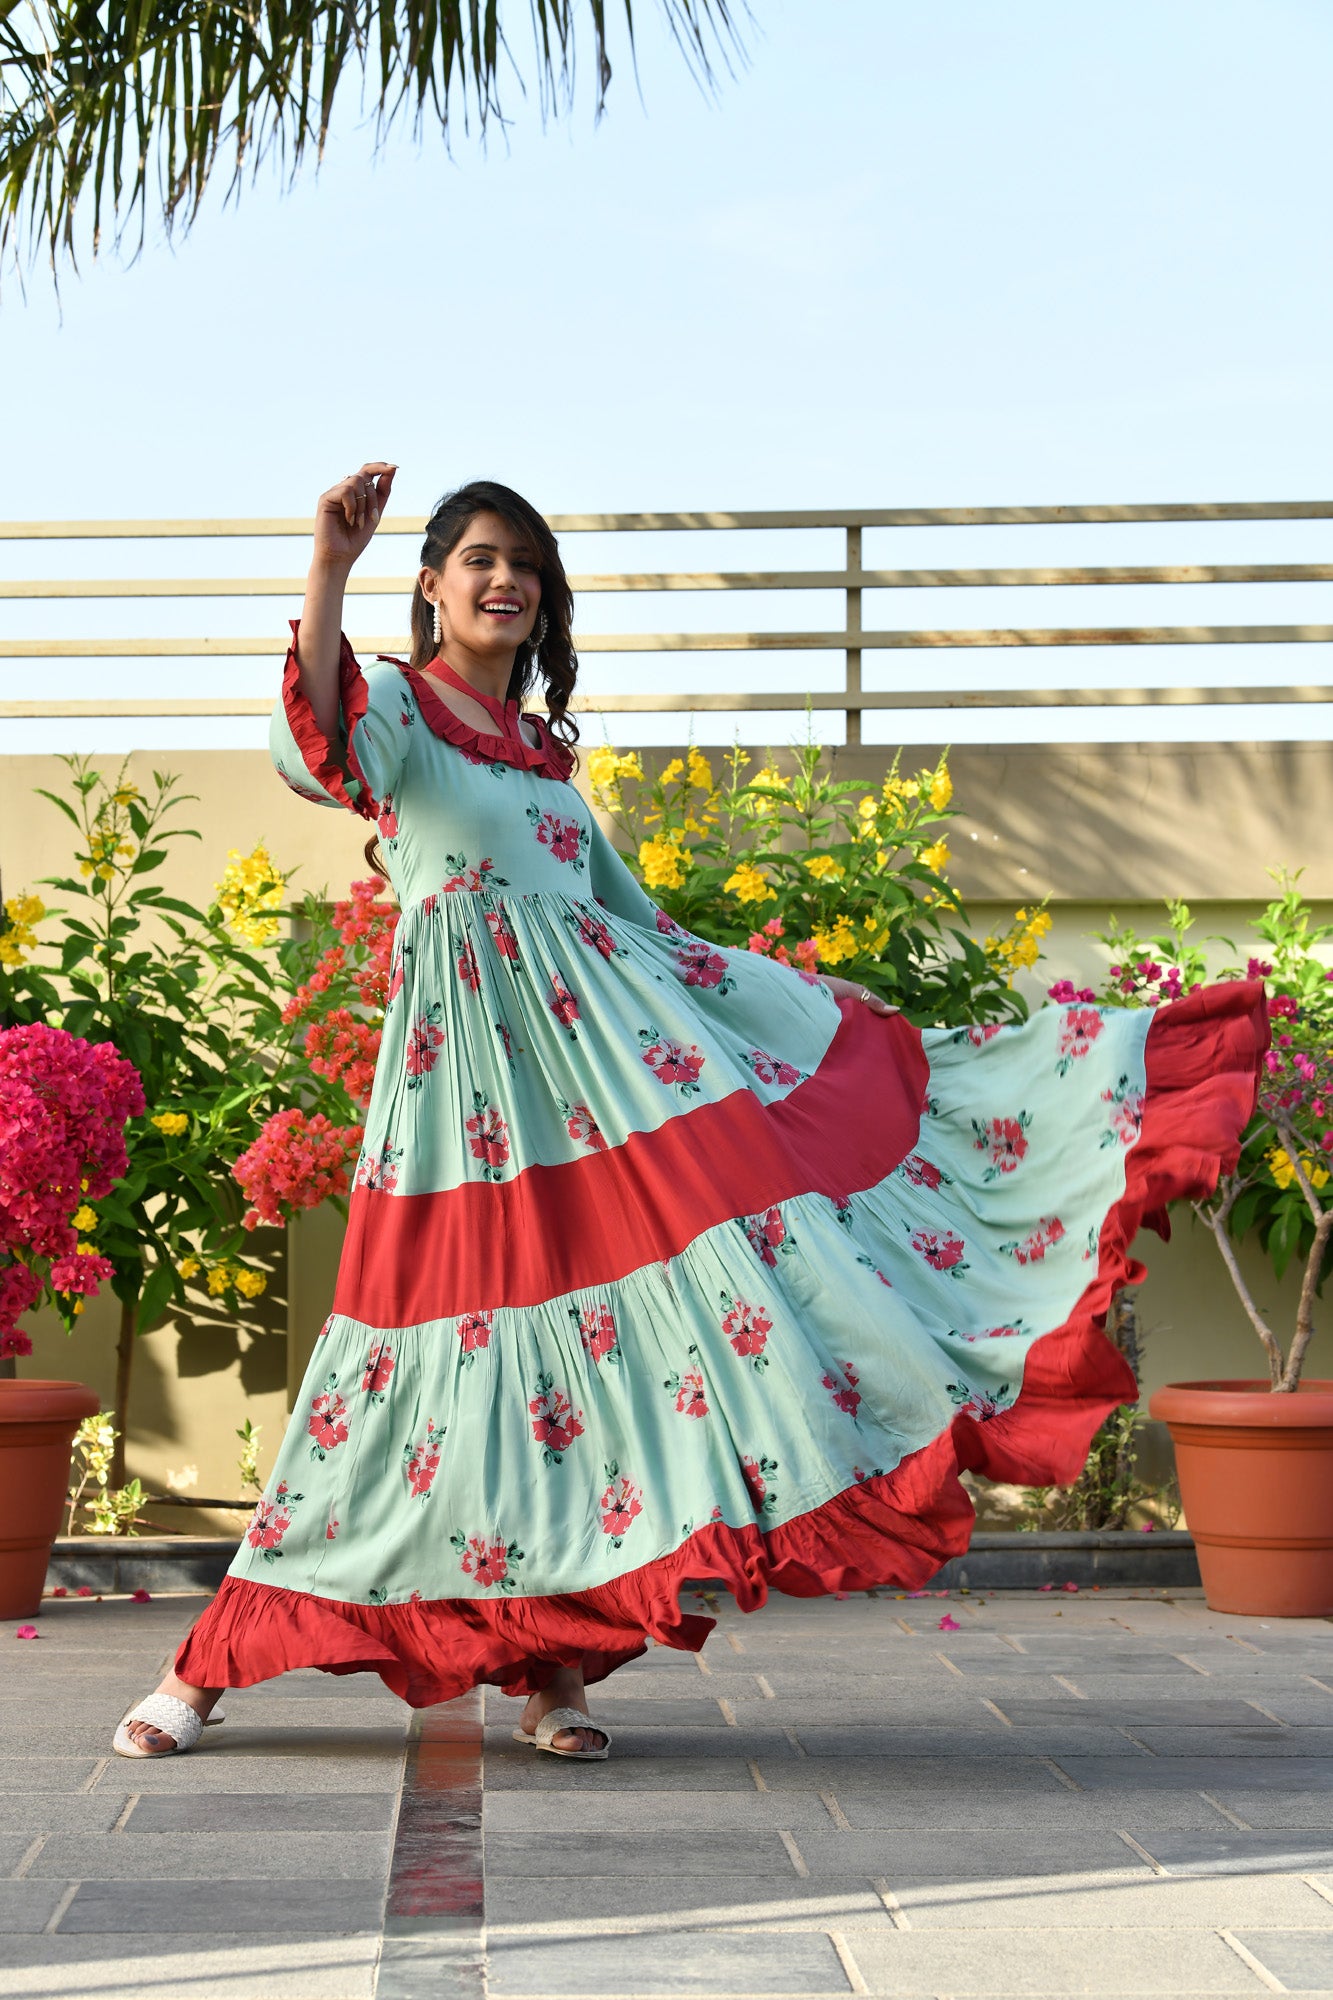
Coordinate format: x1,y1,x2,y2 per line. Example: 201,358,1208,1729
308,1376,350,1459
1056,1005,1104,1075
361,1340,395,1401
720,1290,772,1368
560,1098,608,1152
600,1460,642,1546
387,956,406,1007
829,1192,854,1229
529,1371,585,1464
909,1228,968,1276
494,1019,518,1069
567,906,619,959
743,1454,778,1515
466,1089,510,1180
442,852,508,893
572,1303,619,1366
856,1253,893,1287
638,1025,705,1095
451,1530,523,1590
406,1003,444,1088
484,905,520,962
456,938,481,991
527,805,588,868
951,1318,1031,1344
822,1361,861,1418
674,940,735,993
376,795,399,844
743,1207,792,1267
1101,1075,1146,1149
325,1513,339,1541
404,1418,444,1498
456,1310,494,1363
898,1153,950,1192
655,908,687,939
961,1024,1003,1047
246,1479,302,1561
971,1112,1032,1181
947,1379,1012,1422
548,972,580,1037
665,1348,709,1418
355,1140,402,1194
741,1048,803,1087
1000,1216,1065,1265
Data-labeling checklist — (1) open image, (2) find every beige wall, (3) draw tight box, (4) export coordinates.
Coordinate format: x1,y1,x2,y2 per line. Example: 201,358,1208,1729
7,738,1329,1524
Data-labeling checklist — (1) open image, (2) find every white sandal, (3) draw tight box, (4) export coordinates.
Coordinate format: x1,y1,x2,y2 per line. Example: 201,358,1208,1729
113,1692,225,1759
512,1705,611,1761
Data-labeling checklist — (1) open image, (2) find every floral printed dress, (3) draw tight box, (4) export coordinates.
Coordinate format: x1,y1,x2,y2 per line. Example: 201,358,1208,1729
176,628,1269,1705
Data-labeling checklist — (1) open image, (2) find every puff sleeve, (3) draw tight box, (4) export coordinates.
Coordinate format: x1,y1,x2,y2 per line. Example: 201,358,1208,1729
269,620,412,818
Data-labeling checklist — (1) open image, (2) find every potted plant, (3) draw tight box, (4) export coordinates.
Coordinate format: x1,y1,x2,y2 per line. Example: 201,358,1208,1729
1052,879,1332,1615
0,1017,143,1615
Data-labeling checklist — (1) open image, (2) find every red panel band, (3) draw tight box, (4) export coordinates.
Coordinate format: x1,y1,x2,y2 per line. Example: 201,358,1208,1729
334,1001,929,1323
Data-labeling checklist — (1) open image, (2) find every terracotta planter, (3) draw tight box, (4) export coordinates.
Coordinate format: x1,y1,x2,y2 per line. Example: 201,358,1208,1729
1148,1378,1333,1617
0,1379,101,1619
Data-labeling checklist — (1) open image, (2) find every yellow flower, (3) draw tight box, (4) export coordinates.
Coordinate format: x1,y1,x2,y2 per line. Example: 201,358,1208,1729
214,843,288,948
178,1255,201,1280
112,783,141,807
96,864,116,882
919,839,950,876
659,758,685,785
0,892,45,967
811,915,859,965
724,862,777,906
72,1204,98,1233
206,1266,232,1297
233,1268,268,1300
152,1112,189,1137
686,748,714,793
883,774,919,804
587,747,644,795
639,832,688,892
1267,1146,1331,1193
72,1299,85,1315
929,765,953,811
804,854,844,883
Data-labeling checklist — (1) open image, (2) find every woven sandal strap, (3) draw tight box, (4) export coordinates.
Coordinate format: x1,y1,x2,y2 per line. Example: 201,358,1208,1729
124,1692,205,1749
536,1706,610,1747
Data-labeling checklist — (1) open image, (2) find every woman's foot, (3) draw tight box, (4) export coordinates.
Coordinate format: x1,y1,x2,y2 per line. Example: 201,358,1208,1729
517,1665,607,1754
121,1671,224,1753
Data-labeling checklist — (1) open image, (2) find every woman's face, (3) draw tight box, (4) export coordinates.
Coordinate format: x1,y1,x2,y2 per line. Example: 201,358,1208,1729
421,511,543,661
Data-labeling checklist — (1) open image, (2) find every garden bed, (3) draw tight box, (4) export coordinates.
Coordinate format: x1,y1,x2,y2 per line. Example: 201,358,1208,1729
44,1529,1201,1599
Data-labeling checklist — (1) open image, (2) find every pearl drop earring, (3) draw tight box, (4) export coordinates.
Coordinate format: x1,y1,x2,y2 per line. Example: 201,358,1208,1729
432,599,442,646
530,611,548,655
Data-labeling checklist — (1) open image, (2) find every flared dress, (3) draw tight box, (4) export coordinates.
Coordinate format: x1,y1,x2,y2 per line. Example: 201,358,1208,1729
176,627,1269,1704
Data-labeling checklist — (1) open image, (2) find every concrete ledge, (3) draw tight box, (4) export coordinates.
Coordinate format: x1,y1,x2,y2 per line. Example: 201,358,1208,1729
47,1529,1201,1598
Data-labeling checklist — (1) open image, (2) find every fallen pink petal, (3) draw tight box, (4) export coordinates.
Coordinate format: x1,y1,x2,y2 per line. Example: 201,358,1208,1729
49,1587,68,1598
15,1625,39,1640
129,1588,152,1603
1062,1581,1080,1593
938,1613,961,1631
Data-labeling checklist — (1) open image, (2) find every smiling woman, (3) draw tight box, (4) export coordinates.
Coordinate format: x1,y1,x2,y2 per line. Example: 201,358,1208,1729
112,459,1269,1768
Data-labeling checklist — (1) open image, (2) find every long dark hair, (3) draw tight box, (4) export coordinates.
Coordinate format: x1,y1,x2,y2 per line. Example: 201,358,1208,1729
365,480,580,876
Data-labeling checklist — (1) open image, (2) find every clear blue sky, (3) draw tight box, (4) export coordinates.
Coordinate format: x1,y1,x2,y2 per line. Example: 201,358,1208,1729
2,0,1330,750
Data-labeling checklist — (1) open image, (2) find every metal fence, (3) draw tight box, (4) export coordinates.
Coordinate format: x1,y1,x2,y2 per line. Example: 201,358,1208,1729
2,502,1331,745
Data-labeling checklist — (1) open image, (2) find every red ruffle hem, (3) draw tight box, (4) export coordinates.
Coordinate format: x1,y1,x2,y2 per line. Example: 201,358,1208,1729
175,982,1269,1706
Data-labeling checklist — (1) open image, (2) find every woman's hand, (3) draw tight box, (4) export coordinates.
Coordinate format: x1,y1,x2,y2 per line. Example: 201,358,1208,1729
312,461,397,572
820,976,899,1017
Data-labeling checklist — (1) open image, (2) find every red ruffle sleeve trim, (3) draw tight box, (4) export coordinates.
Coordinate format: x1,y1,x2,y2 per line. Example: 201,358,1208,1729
393,662,576,783
174,981,1268,1708
279,621,377,819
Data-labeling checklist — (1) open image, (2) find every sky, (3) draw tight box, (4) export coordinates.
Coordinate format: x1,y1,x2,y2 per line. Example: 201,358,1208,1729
1,0,1331,751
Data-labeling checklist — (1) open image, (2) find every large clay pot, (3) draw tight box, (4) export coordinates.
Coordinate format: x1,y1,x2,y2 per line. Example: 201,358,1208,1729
1149,1378,1333,1617
0,1379,101,1618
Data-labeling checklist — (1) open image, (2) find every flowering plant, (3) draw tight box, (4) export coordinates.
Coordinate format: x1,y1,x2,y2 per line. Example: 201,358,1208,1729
588,739,1035,1026
0,759,345,1472
1050,877,1332,1390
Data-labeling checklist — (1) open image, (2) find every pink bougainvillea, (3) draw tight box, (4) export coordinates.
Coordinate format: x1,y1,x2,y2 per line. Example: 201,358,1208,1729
0,1023,144,1347
232,1107,363,1229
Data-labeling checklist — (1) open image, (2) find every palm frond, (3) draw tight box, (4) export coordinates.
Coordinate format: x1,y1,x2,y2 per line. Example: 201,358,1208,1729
0,0,746,276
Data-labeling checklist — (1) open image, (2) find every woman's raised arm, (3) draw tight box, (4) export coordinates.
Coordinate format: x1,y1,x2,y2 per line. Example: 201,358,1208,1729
295,461,397,742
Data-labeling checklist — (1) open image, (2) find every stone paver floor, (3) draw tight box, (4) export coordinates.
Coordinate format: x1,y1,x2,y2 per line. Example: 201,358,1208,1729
4,1585,1333,1996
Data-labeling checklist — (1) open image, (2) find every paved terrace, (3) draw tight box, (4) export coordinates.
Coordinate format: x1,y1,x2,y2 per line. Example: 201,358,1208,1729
4,1587,1333,1998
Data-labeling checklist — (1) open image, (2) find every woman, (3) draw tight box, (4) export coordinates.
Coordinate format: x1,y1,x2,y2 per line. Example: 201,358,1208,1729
115,464,1268,1760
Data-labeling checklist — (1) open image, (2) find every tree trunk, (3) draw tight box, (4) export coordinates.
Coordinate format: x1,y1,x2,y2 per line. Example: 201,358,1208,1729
111,1295,137,1487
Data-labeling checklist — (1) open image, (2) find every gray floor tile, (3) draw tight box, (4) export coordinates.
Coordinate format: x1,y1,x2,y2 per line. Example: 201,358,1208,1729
483,1793,846,1833
0,1836,36,1875
102,1753,406,1793
993,1700,1280,1727
1218,1792,1333,1829
58,1875,386,1934
847,1928,1263,1993
0,1760,103,1792
1137,1831,1333,1874
1230,1931,1333,1990
789,1725,1142,1757
0,1796,135,1835
791,1829,1145,1879
124,1792,398,1832
1133,1725,1333,1756
0,1881,71,1935
892,1872,1330,1927
942,1652,1199,1676
31,1831,393,1879
487,1726,798,1760
489,1930,849,1994
755,1755,1069,1792
1056,1755,1333,1791
0,1932,380,1998
486,1876,897,1933
488,1698,736,1729
836,1789,1245,1831
484,1755,756,1791
485,1832,800,1877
